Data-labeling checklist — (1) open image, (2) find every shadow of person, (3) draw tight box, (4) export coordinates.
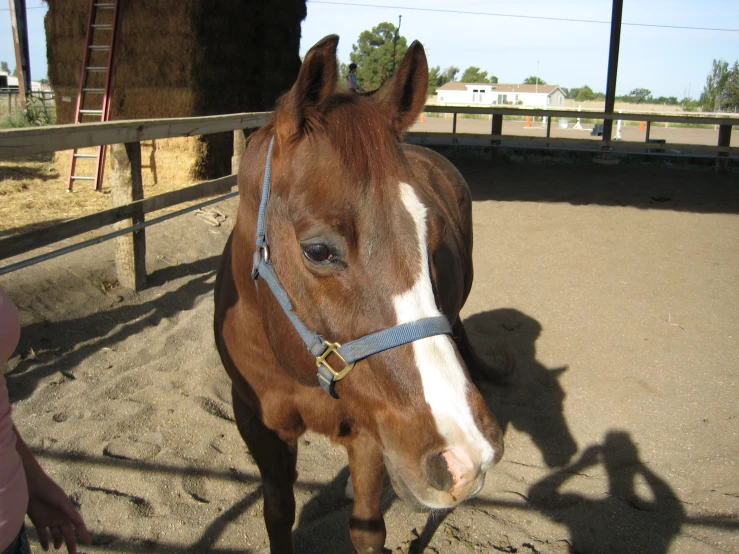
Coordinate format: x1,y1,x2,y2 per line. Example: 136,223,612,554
528,431,685,554
462,308,578,467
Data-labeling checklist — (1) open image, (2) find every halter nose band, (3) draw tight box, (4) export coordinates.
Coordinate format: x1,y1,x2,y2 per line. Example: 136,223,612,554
251,136,453,398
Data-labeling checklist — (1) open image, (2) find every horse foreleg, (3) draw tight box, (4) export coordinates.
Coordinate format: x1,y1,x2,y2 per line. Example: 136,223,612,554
232,388,298,554
347,438,387,554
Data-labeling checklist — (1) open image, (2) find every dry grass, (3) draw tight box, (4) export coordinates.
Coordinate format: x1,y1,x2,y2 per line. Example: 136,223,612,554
0,140,198,236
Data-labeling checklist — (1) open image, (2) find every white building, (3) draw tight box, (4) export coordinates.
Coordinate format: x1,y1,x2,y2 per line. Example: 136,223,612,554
0,73,50,92
435,82,566,108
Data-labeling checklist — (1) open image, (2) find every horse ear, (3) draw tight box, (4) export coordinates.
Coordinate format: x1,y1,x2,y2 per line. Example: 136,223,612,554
372,41,428,137
275,35,339,142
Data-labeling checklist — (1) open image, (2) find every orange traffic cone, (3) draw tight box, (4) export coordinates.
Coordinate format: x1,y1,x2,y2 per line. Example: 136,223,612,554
420,114,425,123
639,121,646,131
525,116,531,128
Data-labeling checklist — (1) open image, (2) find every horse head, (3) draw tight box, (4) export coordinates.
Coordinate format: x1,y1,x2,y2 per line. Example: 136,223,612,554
228,35,502,511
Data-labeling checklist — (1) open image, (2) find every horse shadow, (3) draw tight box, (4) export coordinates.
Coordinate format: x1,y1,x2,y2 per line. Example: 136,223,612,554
292,466,355,553
463,308,578,468
528,430,685,554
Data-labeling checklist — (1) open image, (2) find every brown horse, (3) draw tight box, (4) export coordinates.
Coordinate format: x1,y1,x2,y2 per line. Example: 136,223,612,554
214,35,504,554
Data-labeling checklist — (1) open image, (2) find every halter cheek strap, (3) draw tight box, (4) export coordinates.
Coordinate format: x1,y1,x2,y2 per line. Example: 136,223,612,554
251,136,452,399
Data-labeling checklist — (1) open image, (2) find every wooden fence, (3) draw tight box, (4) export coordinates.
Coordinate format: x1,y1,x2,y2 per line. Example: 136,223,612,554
414,105,739,164
0,89,55,119
0,106,736,291
0,112,272,289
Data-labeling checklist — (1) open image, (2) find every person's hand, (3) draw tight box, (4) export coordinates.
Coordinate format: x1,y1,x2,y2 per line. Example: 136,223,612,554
26,472,91,554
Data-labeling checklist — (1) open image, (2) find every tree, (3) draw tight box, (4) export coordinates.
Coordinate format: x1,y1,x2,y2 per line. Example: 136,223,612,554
0,61,9,73
350,22,408,91
699,59,730,112
724,61,739,112
427,66,444,95
568,85,595,101
523,76,547,85
460,66,490,83
444,66,460,83
653,96,679,105
628,88,652,104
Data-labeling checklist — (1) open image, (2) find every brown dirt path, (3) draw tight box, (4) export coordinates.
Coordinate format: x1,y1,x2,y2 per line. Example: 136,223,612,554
2,154,738,553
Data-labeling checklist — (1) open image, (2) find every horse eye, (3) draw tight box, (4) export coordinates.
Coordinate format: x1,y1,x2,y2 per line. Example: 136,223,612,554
303,243,333,264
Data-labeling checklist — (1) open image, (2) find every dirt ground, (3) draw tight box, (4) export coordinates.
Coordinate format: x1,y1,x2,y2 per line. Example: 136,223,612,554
1,152,738,553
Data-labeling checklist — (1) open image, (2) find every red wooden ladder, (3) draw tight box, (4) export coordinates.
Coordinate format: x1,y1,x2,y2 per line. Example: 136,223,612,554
66,0,122,192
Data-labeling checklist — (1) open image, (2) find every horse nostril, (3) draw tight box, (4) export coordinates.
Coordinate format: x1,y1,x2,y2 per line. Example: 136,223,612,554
425,452,455,492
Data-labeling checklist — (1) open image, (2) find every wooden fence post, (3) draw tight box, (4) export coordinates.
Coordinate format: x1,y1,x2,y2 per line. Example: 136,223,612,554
716,124,731,173
491,113,503,145
110,142,146,290
232,129,247,177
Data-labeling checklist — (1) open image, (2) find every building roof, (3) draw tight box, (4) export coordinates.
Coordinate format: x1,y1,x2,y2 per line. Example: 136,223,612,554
438,82,560,95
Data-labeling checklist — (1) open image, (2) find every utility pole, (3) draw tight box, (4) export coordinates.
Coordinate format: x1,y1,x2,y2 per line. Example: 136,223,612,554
603,0,624,141
9,0,31,110
391,14,402,76
536,61,539,94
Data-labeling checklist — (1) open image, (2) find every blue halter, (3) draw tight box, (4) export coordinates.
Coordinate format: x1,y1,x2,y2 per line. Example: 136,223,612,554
251,137,452,398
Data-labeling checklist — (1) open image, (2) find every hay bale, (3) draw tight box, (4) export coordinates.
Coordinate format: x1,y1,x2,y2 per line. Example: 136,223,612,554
44,0,306,179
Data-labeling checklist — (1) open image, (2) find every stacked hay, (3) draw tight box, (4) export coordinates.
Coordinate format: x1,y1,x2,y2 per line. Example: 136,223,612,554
44,0,306,179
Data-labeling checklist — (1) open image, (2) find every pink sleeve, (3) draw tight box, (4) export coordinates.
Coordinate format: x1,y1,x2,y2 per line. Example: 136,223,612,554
0,286,20,366
0,286,27,550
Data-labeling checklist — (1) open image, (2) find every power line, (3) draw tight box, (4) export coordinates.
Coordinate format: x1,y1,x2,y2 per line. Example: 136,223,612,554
0,6,47,11
308,1,739,33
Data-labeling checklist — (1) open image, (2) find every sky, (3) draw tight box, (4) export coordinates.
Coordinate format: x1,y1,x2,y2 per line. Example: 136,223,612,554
2,0,738,99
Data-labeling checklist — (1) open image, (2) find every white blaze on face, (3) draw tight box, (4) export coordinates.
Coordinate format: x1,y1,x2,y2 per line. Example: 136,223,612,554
394,183,495,468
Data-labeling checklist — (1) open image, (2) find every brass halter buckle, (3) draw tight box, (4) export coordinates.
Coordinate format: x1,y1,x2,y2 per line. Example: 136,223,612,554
316,341,356,399
316,341,355,381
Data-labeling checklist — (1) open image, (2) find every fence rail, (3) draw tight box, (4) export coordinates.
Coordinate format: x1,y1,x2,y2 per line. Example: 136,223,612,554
0,112,272,159
1,106,736,289
1,111,272,289
417,105,738,164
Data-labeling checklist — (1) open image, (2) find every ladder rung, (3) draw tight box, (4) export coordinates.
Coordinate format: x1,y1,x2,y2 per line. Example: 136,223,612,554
88,45,110,50
95,3,116,7
92,24,113,29
79,110,104,115
86,66,108,72
83,88,105,93
71,176,96,181
74,154,98,159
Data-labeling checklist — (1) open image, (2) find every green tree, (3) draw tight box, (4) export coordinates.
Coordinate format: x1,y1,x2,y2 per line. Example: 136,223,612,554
427,66,444,95
428,65,464,95
523,75,547,85
350,22,408,91
569,85,595,101
681,96,700,111
653,95,679,105
723,61,739,112
699,59,730,112
444,66,460,83
460,66,490,83
0,61,9,73
628,88,652,103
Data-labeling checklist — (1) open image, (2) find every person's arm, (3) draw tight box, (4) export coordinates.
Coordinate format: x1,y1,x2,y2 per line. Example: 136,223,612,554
13,427,91,554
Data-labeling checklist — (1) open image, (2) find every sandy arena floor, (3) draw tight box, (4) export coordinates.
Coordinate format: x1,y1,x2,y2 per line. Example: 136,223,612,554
1,152,738,553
